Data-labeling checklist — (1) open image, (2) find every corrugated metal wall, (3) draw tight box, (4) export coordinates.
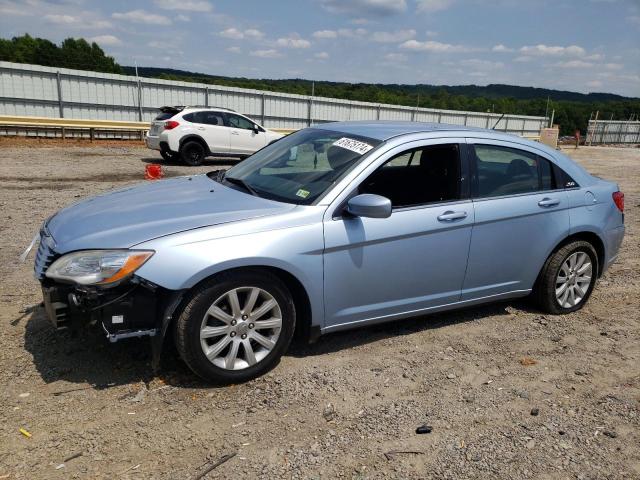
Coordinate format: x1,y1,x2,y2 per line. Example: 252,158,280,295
586,120,640,144
1,61,547,134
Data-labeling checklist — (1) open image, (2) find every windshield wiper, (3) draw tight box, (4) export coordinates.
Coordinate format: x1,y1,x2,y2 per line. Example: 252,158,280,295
224,175,259,197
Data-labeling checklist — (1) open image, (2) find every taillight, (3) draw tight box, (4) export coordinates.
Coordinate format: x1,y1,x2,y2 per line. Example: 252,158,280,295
164,120,180,130
612,191,624,212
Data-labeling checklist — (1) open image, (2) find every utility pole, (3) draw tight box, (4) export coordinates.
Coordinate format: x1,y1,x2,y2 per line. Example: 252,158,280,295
544,96,550,126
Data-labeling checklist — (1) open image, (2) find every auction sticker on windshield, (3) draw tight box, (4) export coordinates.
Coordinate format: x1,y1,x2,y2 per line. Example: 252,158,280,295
333,137,374,155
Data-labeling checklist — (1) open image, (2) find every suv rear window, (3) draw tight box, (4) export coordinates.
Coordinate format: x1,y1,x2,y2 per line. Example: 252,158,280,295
154,113,174,121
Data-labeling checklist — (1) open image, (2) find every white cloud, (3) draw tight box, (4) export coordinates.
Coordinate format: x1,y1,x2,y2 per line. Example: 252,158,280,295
460,58,504,69
416,0,455,13
89,35,122,46
44,14,77,24
519,44,586,57
384,52,408,62
313,30,338,39
425,30,438,38
227,46,242,54
604,62,623,70
176,14,190,22
251,49,282,58
553,60,594,69
245,29,265,39
492,44,514,53
44,12,112,29
587,80,603,88
153,0,213,12
315,51,330,59
276,34,311,49
370,29,415,43
514,56,532,62
219,28,245,39
219,28,265,40
337,28,368,38
112,10,171,25
399,39,472,53
319,0,407,16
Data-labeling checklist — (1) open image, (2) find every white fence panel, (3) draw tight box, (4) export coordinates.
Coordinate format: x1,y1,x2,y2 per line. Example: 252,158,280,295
0,61,548,134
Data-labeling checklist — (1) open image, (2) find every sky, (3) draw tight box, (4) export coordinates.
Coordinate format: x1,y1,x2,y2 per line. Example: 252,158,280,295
1,0,639,97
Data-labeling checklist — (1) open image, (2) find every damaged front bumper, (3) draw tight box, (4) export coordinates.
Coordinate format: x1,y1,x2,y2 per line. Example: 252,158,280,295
40,276,166,342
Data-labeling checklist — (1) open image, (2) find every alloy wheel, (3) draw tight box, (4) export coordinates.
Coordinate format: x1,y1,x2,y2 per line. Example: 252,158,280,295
555,251,593,308
199,287,282,370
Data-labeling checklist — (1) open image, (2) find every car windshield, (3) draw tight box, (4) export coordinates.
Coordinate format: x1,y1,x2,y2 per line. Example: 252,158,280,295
220,128,381,205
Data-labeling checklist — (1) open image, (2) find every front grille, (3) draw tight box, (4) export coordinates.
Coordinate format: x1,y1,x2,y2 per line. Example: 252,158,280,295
34,232,58,281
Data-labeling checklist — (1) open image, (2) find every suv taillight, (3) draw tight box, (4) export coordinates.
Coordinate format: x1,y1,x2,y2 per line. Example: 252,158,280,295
612,191,624,212
164,120,180,130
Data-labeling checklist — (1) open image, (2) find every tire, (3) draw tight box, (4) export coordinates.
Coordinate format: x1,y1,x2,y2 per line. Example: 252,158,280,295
160,149,177,161
175,270,296,384
535,240,598,314
180,141,206,166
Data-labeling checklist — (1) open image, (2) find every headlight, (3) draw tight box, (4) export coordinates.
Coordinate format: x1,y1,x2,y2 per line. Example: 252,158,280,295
45,250,154,286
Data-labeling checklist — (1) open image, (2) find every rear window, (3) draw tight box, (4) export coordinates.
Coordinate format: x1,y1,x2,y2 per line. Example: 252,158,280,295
154,112,174,121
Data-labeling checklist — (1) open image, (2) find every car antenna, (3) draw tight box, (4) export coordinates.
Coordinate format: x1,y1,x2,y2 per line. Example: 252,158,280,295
491,113,505,130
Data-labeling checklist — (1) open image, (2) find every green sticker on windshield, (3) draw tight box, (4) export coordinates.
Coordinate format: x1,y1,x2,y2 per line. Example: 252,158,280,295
296,189,310,199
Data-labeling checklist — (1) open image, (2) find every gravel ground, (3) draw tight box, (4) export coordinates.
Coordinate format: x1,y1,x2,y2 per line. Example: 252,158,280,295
0,139,638,479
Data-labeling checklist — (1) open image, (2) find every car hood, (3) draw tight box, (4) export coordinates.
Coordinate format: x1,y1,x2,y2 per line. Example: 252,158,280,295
46,174,294,253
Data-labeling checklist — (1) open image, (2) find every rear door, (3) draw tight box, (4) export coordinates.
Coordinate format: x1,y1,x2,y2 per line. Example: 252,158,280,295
461,139,569,300
224,113,267,154
184,111,230,154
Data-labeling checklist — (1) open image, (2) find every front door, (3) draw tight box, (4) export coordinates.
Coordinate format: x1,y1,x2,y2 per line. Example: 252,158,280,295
323,142,473,330
225,113,267,155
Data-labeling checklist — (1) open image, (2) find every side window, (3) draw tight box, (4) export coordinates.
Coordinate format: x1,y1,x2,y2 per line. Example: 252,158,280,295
360,144,461,208
226,114,255,130
201,111,224,126
473,145,544,198
539,156,556,191
183,111,223,125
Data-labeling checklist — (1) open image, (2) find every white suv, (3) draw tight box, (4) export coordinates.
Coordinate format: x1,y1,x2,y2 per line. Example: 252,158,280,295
145,106,284,165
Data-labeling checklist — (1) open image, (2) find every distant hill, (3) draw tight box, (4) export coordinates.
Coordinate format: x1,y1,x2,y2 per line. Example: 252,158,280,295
123,66,634,103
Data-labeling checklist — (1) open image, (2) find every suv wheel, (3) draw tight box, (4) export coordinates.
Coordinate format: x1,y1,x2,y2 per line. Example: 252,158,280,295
535,240,598,314
175,271,296,384
160,149,177,161
180,141,205,166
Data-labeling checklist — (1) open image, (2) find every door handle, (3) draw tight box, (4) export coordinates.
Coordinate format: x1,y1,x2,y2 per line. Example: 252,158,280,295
437,211,467,222
231,131,240,135
538,198,560,208
197,127,205,131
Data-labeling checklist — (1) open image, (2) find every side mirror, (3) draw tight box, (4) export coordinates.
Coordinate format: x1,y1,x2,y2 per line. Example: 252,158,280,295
346,194,392,219
253,124,260,134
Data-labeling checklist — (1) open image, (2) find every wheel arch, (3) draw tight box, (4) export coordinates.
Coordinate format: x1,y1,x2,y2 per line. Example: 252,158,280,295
539,230,606,282
179,134,210,154
167,265,315,345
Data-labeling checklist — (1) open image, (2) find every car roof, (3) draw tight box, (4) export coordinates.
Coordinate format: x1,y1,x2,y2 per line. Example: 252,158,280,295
313,120,514,142
313,120,595,187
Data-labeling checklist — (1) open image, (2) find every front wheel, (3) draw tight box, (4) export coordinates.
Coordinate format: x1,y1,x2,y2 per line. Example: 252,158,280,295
175,271,296,384
535,240,598,314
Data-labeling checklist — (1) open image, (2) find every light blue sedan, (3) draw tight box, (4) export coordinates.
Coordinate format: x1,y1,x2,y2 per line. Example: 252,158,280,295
35,122,625,383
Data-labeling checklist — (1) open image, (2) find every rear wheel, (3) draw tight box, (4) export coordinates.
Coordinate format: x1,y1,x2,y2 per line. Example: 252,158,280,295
180,141,205,166
160,149,177,161
535,240,598,314
175,271,295,384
